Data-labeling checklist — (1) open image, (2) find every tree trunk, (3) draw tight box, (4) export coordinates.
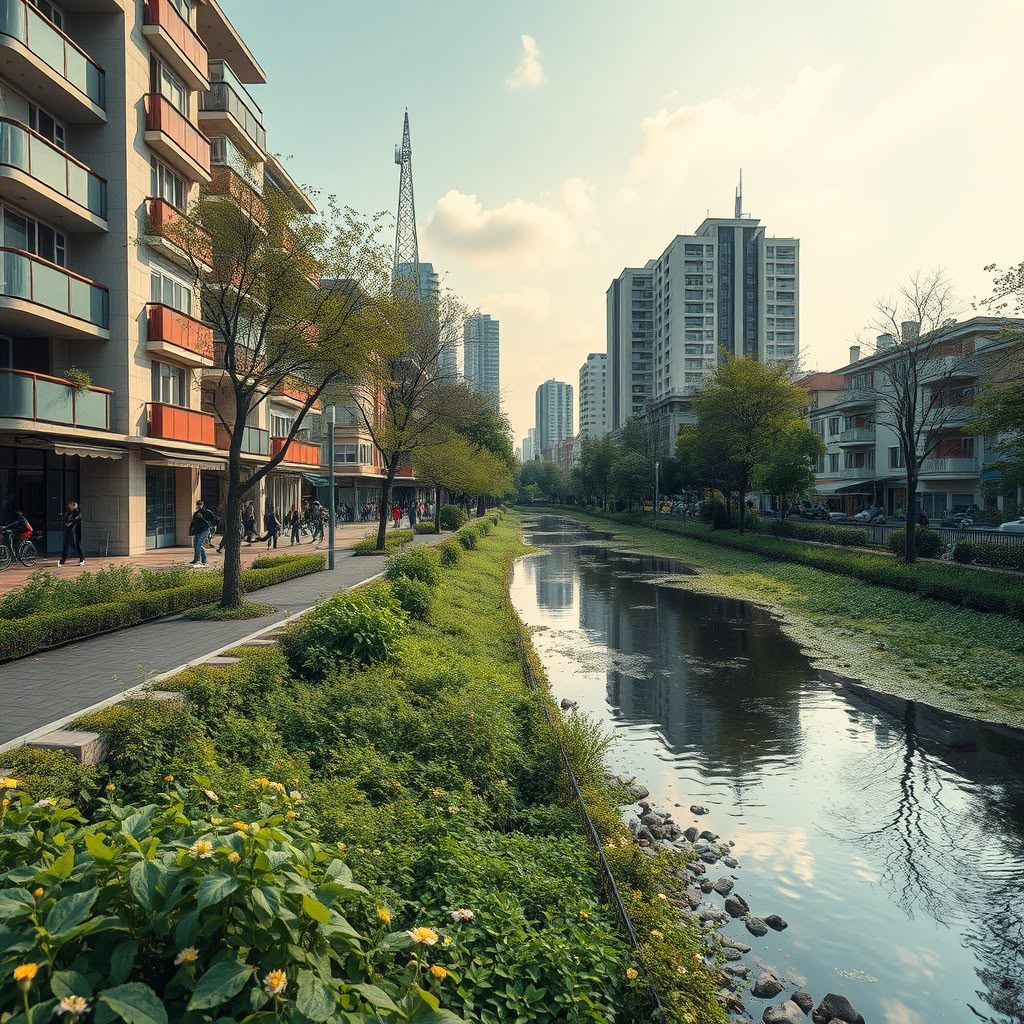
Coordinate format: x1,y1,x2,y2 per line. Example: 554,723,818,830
376,461,399,551
738,467,749,534
476,495,485,518
220,460,245,608
904,472,919,564
434,486,441,532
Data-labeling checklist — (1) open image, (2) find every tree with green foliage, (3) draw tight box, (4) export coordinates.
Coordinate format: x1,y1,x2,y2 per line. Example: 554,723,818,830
609,451,651,510
577,436,617,507
756,421,826,518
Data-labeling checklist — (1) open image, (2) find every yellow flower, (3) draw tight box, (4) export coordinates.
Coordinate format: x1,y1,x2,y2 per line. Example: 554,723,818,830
174,948,198,965
227,851,241,864
268,782,286,794
431,788,445,798
254,778,271,789
656,893,667,900
445,806,458,815
288,790,303,804
408,926,439,946
57,995,89,1017
336,842,347,852
33,799,56,809
210,817,223,826
232,821,248,831
0,777,18,789
286,811,297,820
248,823,260,834
187,839,214,859
104,783,116,794
13,964,38,984
163,774,174,782
442,935,454,947
649,929,664,939
372,848,382,856
626,967,639,981
429,965,448,981
263,969,288,997
579,909,589,919
1,798,9,810
376,907,392,925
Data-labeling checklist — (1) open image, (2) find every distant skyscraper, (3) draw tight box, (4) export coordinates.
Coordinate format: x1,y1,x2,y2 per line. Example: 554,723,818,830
535,379,573,454
578,352,609,439
464,313,500,401
522,427,536,463
606,263,655,431
394,261,455,376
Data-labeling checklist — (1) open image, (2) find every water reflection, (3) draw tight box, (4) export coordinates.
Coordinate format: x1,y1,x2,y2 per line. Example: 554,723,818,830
512,516,1024,1024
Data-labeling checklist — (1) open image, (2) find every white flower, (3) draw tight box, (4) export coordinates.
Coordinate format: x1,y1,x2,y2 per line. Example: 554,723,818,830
57,996,89,1017
450,908,475,923
32,799,56,809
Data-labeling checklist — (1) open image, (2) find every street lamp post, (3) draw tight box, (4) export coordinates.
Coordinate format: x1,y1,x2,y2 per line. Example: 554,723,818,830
654,460,661,519
326,404,336,570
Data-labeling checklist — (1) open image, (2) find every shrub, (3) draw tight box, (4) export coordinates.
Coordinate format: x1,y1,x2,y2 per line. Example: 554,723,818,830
2,748,97,805
389,575,434,619
281,590,406,677
477,518,493,536
458,526,479,550
183,600,276,621
770,519,868,547
700,497,729,529
439,504,468,531
953,539,1024,570
352,529,413,555
437,539,462,567
414,521,437,534
953,541,975,564
888,527,943,558
384,546,441,587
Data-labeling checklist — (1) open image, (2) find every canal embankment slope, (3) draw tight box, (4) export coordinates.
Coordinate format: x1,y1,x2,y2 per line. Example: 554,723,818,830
537,508,1024,729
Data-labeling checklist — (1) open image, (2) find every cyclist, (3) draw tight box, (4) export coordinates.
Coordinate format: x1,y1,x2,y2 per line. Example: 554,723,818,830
3,510,33,545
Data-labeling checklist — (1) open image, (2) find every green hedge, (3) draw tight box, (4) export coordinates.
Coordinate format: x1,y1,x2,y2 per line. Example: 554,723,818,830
954,540,1024,571
580,510,1024,620
0,554,324,663
887,527,943,558
352,529,413,555
770,519,868,547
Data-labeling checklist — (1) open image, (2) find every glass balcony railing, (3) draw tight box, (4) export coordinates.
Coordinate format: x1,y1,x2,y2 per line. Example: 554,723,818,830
201,60,266,155
0,248,108,327
216,423,269,456
0,0,105,108
0,117,106,218
0,368,110,428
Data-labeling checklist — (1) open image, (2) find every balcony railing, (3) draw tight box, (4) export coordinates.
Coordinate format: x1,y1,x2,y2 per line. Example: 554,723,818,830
0,0,105,108
839,426,875,444
840,465,876,479
148,402,214,445
0,117,106,218
147,303,214,361
145,197,213,266
0,247,108,327
200,84,266,158
143,0,208,86
272,377,320,409
145,94,211,177
920,456,980,476
271,436,320,466
0,368,110,429
206,164,267,224
216,423,269,456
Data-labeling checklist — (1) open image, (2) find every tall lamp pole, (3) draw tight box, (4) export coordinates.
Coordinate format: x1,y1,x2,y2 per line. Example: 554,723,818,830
326,404,336,570
654,460,661,519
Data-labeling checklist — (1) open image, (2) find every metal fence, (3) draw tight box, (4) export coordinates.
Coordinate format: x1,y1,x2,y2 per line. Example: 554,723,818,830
859,522,1024,548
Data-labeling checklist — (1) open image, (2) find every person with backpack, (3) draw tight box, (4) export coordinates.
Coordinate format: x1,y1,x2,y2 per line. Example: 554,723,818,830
58,501,84,567
262,504,281,549
189,500,217,566
286,505,300,545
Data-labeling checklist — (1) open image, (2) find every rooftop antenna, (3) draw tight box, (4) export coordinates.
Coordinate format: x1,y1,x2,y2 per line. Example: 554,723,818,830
734,168,743,219
393,109,419,274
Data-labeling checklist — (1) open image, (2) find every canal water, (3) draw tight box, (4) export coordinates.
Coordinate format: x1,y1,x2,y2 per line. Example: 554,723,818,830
510,515,1024,1024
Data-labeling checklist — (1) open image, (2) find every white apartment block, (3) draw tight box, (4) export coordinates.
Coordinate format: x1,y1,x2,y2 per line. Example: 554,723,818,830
578,351,607,439
605,263,654,431
521,426,536,463
464,312,499,402
534,378,572,454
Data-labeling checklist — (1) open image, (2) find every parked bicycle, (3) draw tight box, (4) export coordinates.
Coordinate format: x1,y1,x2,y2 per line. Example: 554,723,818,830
0,524,38,570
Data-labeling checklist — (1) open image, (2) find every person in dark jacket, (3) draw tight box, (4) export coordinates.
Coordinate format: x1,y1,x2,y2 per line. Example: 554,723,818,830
189,500,217,566
242,501,257,543
263,505,280,549
286,506,300,545
58,501,84,567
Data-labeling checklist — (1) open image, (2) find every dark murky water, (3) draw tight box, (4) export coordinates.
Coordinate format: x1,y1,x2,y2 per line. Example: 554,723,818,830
511,516,1024,1024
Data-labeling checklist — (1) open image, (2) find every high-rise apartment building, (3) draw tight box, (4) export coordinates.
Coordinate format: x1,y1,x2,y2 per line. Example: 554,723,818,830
578,353,608,439
0,0,337,554
464,313,499,402
522,427,536,463
395,259,455,376
534,379,573,455
605,264,655,431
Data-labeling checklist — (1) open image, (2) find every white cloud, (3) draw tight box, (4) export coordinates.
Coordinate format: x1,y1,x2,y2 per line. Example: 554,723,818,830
480,286,552,322
560,177,598,220
507,34,545,89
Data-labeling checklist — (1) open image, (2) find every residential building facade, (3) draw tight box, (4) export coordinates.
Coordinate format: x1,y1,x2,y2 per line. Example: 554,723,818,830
605,263,654,431
521,426,536,463
463,312,499,402
534,378,573,454
578,352,608,439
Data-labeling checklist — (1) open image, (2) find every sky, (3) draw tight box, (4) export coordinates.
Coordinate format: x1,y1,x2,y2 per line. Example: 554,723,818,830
223,0,1024,444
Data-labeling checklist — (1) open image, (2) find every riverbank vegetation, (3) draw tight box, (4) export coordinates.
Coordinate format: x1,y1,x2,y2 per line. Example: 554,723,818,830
1,513,724,1024
542,508,1024,727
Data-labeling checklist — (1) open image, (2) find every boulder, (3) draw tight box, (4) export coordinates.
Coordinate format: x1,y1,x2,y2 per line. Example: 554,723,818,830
685,886,703,908
687,860,706,876
724,964,751,978
635,827,654,842
725,894,751,918
723,946,744,962
559,697,577,710
765,914,789,932
724,857,740,868
699,829,717,841
684,826,700,842
701,851,719,863
752,973,784,999
812,994,865,1024
700,878,716,894
640,812,662,826
714,876,735,896
628,783,650,801
690,804,710,815
763,1002,809,1024
746,917,769,937
721,935,752,953
791,992,814,1013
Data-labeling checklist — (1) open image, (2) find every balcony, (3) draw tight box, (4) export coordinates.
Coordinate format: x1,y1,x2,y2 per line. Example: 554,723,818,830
919,456,980,478
216,422,269,456
142,0,209,92
0,368,110,429
0,117,106,230
930,402,975,427
840,465,877,480
271,436,321,467
920,355,980,383
833,385,876,411
144,94,212,183
200,60,266,160
148,402,215,445
271,376,320,410
194,0,265,85
143,197,213,271
838,426,875,445
0,0,105,120
0,248,108,338
205,163,267,225
146,303,214,368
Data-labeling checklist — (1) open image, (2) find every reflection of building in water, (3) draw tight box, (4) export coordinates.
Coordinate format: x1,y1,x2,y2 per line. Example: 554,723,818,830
532,546,576,611
578,569,610,639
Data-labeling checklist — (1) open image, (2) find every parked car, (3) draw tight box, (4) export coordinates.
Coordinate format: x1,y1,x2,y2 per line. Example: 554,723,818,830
853,504,884,523
997,517,1024,533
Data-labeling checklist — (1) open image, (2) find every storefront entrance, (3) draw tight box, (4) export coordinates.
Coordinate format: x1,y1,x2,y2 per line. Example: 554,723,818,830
0,446,81,553
145,466,176,549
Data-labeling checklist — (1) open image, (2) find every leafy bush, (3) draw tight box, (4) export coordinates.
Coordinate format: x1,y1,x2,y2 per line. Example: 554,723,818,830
952,539,1024,570
953,541,975,564
458,526,479,551
0,784,468,1023
477,519,493,536
770,519,868,546
414,522,437,534
888,527,943,558
2,748,97,805
352,530,413,555
389,575,433,619
439,505,468,531
281,590,406,677
700,497,729,529
384,546,441,588
437,540,462,567
183,600,276,621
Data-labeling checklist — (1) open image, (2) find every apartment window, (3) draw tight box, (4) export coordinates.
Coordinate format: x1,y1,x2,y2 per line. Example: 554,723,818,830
28,104,65,150
2,207,66,265
829,453,840,473
270,412,294,437
150,267,192,316
151,158,186,209
889,447,905,469
827,416,840,436
844,450,874,470
335,444,373,464
151,361,188,406
30,0,63,28
167,0,192,18
150,57,188,115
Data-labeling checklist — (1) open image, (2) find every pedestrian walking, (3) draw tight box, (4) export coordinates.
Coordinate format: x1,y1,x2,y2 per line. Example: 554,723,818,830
310,500,324,544
58,500,85,567
391,503,401,529
189,500,217,566
287,506,300,544
263,504,280,549
242,501,257,543
408,501,417,529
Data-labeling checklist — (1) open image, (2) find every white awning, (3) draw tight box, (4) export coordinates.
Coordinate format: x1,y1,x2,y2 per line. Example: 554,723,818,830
142,448,227,471
815,479,876,495
53,443,126,460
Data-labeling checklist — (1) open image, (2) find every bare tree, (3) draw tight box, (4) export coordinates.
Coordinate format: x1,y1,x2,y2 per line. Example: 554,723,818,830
165,162,390,606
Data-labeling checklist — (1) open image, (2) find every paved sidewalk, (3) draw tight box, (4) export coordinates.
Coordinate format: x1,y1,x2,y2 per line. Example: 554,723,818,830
0,543,411,749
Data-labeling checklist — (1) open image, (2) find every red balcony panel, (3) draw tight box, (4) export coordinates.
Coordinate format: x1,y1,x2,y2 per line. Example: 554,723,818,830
148,402,214,445
271,436,321,467
147,303,214,360
146,198,213,266
272,377,320,410
143,0,208,83
207,165,267,224
145,94,211,177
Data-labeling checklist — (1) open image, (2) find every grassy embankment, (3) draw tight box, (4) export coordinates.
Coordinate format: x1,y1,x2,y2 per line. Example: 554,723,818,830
540,508,1024,728
5,513,724,1024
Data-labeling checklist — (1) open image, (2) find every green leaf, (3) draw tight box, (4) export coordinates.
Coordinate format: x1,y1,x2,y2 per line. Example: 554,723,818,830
0,925,33,955
51,970,93,1000
45,888,98,935
43,846,75,883
325,859,352,883
295,970,334,1022
110,940,139,985
121,807,157,839
85,834,117,862
196,873,238,911
128,861,164,912
415,986,440,1011
301,894,330,925
187,960,255,1011
98,983,168,1024
0,889,35,919
350,983,399,1012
